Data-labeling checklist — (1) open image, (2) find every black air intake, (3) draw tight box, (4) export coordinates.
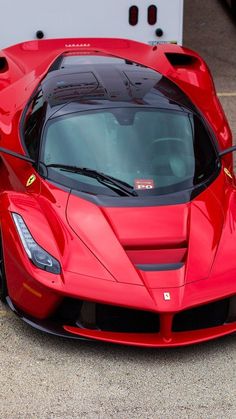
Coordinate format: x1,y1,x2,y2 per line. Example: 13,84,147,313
165,53,199,68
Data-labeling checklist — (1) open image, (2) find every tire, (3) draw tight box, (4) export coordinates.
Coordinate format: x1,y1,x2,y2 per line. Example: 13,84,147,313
230,0,236,15
0,236,8,302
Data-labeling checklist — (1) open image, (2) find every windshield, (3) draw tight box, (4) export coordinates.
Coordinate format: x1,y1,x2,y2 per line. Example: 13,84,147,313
41,108,218,196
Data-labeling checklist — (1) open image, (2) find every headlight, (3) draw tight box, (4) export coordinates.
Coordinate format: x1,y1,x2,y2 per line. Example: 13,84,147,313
12,213,61,274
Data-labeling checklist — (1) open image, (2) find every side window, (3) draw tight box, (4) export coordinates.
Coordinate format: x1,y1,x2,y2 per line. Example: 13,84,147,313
24,90,46,160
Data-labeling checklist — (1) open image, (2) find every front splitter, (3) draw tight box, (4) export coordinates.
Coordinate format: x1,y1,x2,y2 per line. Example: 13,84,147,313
6,297,236,347
64,323,236,347
6,297,90,341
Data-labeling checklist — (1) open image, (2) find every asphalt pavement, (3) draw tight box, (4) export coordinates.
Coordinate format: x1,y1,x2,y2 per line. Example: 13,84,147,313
0,1,235,418
184,0,236,136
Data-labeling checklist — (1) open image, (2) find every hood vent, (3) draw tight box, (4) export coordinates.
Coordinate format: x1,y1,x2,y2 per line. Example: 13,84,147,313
125,243,187,270
126,246,187,272
136,262,184,272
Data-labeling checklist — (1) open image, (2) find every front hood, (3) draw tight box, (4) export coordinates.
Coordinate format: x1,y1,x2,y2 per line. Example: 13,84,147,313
66,182,225,288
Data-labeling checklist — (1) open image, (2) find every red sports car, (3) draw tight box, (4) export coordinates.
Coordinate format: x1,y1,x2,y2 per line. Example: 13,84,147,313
0,38,235,347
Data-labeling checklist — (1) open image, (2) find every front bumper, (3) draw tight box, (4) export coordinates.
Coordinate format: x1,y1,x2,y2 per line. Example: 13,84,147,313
5,235,236,347
7,292,236,347
64,323,236,347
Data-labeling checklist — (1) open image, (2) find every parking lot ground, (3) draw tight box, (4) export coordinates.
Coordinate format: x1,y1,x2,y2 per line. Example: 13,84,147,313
0,303,235,419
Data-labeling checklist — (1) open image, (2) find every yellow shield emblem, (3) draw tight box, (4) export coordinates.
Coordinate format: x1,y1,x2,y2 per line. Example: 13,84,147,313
26,174,36,187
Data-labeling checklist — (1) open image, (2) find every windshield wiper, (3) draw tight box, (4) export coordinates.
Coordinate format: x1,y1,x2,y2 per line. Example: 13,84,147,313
46,164,138,197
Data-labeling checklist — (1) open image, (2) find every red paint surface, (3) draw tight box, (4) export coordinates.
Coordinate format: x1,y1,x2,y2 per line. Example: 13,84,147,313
0,38,235,346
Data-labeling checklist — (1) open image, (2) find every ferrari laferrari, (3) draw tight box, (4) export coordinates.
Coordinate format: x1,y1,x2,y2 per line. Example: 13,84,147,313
0,38,235,347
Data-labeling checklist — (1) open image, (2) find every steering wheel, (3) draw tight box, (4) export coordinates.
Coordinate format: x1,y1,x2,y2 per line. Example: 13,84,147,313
148,137,187,149
148,137,188,178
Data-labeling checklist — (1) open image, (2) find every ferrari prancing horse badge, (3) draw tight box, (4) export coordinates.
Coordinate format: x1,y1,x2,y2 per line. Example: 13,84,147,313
26,174,36,187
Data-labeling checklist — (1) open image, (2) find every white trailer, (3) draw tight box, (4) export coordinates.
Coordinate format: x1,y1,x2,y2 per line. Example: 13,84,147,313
0,0,183,49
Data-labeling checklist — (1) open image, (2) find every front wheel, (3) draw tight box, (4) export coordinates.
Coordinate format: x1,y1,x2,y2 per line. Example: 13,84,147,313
230,0,236,15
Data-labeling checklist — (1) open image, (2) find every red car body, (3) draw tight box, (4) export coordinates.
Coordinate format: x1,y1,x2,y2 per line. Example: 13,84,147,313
0,38,235,347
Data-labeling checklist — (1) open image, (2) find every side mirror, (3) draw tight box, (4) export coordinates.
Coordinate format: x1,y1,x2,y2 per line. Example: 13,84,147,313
219,145,236,157
0,146,35,163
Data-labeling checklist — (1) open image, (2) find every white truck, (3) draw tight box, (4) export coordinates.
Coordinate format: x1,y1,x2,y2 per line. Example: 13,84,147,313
0,0,183,49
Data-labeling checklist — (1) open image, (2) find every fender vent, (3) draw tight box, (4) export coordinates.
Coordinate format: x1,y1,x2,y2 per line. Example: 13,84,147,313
165,53,199,68
0,57,8,73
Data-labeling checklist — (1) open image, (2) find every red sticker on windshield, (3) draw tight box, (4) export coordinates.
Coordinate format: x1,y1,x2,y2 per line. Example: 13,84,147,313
134,179,155,190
